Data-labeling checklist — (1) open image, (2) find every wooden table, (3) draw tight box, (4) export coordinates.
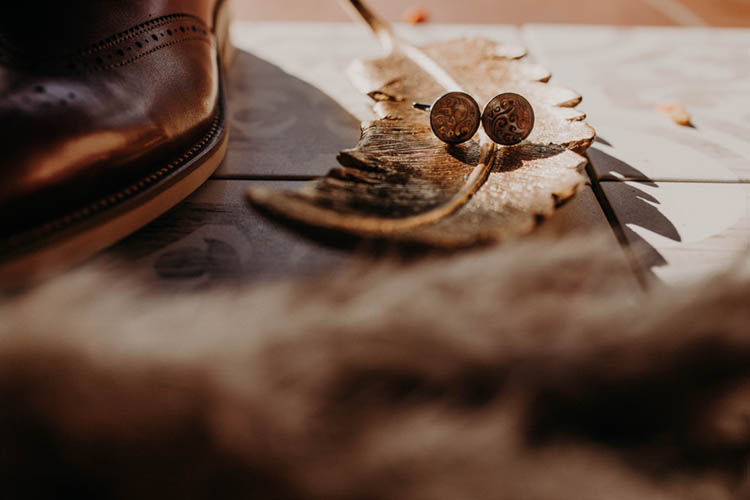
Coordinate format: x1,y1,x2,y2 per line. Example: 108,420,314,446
97,22,750,290
234,0,750,27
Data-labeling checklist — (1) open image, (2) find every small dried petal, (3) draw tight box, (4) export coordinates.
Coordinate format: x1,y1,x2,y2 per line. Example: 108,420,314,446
402,6,428,25
656,103,693,127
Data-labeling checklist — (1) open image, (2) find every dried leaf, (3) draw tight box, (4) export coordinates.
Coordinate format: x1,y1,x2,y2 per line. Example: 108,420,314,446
246,0,595,248
656,103,693,127
402,6,429,25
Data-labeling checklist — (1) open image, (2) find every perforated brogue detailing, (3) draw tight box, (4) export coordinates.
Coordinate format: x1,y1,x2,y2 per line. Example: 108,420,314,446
1,83,82,112
0,14,211,74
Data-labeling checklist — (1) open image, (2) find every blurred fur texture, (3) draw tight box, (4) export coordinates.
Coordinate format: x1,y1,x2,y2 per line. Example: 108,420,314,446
0,233,748,499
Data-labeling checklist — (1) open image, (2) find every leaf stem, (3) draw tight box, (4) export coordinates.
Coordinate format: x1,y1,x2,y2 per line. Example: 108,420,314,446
255,0,497,234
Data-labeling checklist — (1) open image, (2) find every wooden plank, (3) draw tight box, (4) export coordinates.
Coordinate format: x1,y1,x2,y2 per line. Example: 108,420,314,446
601,181,750,284
98,181,348,290
524,25,750,182
218,41,363,178
94,179,637,290
538,186,616,236
233,0,681,25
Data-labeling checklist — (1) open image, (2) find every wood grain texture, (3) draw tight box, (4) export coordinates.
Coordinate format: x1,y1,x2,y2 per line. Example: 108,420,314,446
524,25,750,182
601,181,750,285
246,1,595,247
101,181,347,290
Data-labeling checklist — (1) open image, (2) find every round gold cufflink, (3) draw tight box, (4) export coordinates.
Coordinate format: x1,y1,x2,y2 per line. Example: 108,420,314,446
413,91,534,146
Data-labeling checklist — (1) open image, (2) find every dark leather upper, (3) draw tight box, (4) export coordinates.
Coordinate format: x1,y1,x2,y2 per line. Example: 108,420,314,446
0,0,224,238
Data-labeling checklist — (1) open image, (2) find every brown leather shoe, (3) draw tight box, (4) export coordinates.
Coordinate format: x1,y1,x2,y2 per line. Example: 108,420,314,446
0,0,232,286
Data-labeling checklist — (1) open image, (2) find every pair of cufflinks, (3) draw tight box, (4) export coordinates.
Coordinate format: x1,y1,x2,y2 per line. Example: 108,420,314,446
413,91,535,146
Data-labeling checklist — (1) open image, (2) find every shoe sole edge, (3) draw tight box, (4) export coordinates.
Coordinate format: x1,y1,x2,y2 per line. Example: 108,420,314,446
0,0,232,290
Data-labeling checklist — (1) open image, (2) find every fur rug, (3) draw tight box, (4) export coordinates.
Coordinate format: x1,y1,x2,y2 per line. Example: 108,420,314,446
0,233,748,499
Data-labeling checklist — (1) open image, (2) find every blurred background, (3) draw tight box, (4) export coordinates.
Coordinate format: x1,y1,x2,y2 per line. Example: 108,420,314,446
235,0,750,26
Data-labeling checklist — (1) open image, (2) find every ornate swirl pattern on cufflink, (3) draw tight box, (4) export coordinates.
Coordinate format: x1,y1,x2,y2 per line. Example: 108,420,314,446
415,91,535,146
481,92,535,146
413,91,481,145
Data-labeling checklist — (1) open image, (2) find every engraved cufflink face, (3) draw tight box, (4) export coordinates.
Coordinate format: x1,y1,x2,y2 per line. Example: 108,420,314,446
414,91,535,146
428,91,481,145
481,92,535,146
